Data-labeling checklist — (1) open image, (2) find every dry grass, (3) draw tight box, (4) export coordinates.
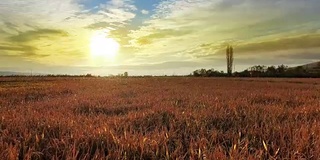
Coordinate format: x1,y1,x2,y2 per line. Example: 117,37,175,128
0,77,320,159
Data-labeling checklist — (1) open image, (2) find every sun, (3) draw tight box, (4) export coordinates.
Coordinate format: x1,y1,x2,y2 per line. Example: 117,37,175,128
90,31,120,58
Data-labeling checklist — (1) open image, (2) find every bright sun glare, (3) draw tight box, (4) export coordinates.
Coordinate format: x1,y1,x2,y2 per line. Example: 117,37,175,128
90,31,120,59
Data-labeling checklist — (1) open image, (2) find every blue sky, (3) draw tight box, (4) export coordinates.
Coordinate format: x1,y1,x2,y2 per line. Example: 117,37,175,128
0,0,320,75
81,0,156,10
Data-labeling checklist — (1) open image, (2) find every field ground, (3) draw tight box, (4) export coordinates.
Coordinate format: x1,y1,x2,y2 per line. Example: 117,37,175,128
0,77,320,159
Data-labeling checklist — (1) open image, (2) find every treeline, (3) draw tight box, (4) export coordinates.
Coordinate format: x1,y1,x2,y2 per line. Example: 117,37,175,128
193,65,320,78
193,69,226,77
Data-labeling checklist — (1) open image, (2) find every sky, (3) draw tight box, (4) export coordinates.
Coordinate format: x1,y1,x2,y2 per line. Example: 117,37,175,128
0,0,320,75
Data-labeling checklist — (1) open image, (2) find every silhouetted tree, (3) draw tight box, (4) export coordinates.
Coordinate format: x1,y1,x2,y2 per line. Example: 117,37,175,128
192,63,319,78
266,66,277,76
192,68,227,77
85,74,93,77
124,72,128,77
248,65,267,77
226,45,234,76
193,69,207,77
276,65,288,75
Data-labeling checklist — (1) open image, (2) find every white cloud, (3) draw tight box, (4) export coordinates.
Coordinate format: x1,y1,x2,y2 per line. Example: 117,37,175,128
0,0,82,29
0,0,137,30
141,9,149,15
98,0,137,24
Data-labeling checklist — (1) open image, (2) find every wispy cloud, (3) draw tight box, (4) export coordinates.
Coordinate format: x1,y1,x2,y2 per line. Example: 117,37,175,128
135,29,193,45
0,0,81,29
0,44,37,54
8,29,68,43
83,0,137,29
187,34,320,58
235,34,320,55
85,22,113,30
0,43,49,59
130,0,320,63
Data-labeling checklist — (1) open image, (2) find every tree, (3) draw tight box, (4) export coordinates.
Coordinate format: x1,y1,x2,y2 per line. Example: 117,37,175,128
226,45,234,76
193,70,201,77
124,72,128,77
193,69,207,77
288,66,308,77
248,65,267,77
276,65,288,75
85,74,93,77
266,66,277,76
192,68,227,77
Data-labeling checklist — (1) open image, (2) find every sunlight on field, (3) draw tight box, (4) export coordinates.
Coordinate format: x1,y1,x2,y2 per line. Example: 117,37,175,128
0,77,320,159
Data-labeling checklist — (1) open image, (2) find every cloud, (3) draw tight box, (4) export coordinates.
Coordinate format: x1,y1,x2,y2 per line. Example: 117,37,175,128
279,49,320,60
0,22,20,34
81,0,138,49
0,0,82,29
141,10,149,15
135,29,193,45
97,9,136,25
0,44,36,52
85,22,113,30
96,0,137,25
235,34,320,54
108,61,204,70
0,0,137,31
185,33,320,61
8,29,68,43
128,0,320,57
102,0,137,11
0,44,49,58
0,27,88,66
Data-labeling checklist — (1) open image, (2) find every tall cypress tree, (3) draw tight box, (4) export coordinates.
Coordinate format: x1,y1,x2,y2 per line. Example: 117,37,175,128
226,45,234,76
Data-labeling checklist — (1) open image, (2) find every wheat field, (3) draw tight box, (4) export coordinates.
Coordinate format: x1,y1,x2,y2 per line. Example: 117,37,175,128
0,77,319,159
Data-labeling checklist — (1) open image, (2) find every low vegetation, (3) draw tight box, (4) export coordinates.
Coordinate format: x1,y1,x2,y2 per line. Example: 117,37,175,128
0,77,320,159
193,64,320,78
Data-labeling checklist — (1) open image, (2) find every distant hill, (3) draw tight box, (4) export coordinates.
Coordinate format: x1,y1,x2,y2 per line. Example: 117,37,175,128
299,61,320,69
294,61,320,73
